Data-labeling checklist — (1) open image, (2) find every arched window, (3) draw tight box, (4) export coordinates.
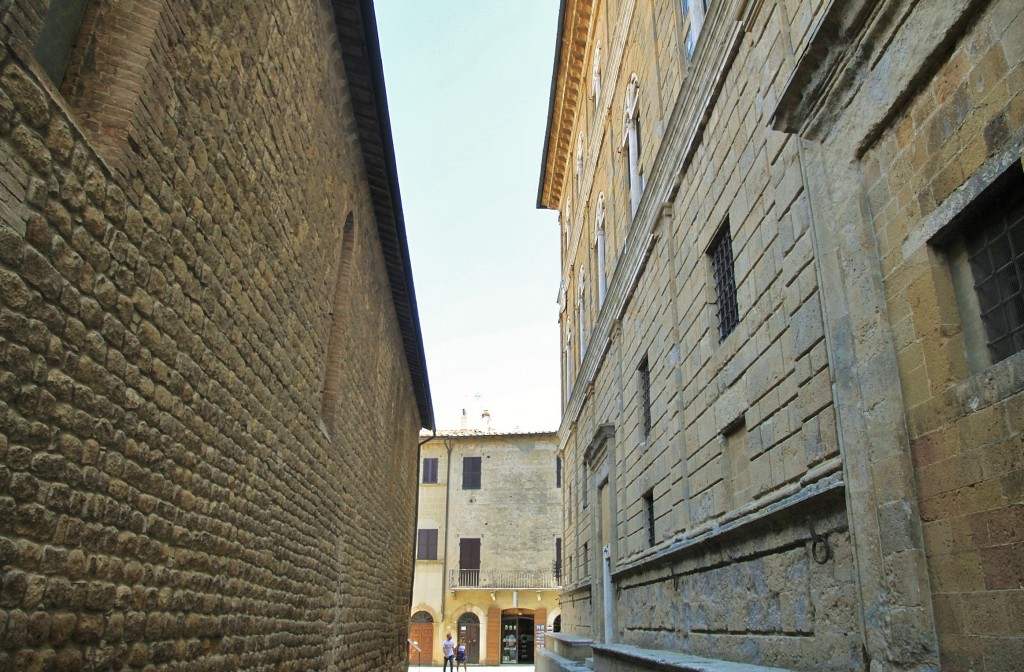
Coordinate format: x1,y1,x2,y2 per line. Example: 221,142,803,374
564,330,573,404
458,612,480,625
321,213,357,436
622,74,643,215
595,192,607,307
576,132,585,190
578,268,587,362
411,611,434,623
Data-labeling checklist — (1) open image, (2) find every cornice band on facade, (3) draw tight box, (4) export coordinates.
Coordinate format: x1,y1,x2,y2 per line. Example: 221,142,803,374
611,457,845,581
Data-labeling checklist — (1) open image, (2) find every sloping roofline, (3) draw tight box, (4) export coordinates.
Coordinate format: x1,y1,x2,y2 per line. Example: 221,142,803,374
330,0,434,430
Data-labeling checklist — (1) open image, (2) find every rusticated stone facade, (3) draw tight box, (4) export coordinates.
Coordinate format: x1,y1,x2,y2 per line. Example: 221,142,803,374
0,1,432,670
539,1,1022,671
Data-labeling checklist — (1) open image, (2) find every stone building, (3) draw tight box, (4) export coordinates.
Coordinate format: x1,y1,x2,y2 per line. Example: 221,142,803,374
411,424,561,666
538,0,1022,671
0,1,432,670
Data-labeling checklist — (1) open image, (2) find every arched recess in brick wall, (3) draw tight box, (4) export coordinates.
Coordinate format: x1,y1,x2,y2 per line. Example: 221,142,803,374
320,213,357,437
59,0,169,175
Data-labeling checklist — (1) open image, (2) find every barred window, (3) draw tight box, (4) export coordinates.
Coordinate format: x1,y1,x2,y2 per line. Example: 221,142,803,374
709,222,740,341
644,489,656,547
946,163,1024,370
964,191,1024,363
638,355,652,439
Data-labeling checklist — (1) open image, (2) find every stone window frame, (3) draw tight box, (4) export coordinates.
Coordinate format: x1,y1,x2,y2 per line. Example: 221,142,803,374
462,456,482,490
564,329,574,405
680,0,710,62
707,219,740,343
637,354,652,441
942,162,1024,370
591,40,602,112
595,192,608,308
915,145,1024,377
643,488,655,548
578,267,588,362
417,528,439,560
422,457,439,484
622,73,644,216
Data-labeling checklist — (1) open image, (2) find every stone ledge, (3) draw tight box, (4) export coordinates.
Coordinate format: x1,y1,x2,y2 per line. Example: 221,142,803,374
537,646,594,672
545,632,595,646
593,643,795,672
611,461,844,580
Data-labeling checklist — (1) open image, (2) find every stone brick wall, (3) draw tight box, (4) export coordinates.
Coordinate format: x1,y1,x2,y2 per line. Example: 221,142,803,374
851,0,1024,668
545,1,862,669
0,1,425,670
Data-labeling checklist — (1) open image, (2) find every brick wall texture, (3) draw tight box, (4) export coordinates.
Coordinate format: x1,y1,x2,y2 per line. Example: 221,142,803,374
543,0,1023,670
0,1,425,670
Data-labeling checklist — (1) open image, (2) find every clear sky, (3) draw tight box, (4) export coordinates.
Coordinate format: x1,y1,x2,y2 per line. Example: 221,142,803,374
375,1,563,432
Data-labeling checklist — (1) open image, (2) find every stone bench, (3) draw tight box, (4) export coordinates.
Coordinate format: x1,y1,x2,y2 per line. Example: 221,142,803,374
591,643,795,672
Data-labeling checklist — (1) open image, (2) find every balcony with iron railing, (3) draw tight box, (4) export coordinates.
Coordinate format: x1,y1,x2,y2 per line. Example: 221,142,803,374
448,568,562,591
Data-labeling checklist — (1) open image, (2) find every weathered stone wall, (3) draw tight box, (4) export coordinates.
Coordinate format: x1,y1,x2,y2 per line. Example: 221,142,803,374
548,0,1023,670
853,0,1024,668
551,1,861,669
413,432,562,664
0,1,423,670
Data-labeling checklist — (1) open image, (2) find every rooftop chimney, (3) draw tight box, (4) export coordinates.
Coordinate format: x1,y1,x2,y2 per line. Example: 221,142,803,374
460,408,468,430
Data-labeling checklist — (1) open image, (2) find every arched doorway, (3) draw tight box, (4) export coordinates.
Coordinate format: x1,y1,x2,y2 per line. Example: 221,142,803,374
553,615,561,633
457,612,481,664
409,611,433,665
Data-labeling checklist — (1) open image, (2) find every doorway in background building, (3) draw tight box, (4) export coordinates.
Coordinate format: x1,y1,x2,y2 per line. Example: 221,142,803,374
457,612,480,663
500,611,534,664
408,611,433,665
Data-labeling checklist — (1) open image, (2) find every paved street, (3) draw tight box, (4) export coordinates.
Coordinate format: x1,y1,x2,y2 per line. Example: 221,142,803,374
409,666,535,672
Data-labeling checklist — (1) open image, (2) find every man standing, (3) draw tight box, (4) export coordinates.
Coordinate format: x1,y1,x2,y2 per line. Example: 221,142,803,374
442,632,456,671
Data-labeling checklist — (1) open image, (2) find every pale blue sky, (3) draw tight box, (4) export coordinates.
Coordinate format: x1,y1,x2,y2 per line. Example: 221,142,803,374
375,1,562,431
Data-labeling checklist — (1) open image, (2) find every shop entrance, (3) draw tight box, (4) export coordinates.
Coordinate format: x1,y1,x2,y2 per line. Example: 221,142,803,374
500,612,534,664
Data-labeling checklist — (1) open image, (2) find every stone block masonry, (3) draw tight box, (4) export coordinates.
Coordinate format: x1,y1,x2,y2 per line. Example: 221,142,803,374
0,0,431,670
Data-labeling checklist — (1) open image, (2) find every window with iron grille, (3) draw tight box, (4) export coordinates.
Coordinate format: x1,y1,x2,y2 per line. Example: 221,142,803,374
417,529,438,560
643,489,656,547
422,457,438,484
964,188,1024,363
556,456,562,488
638,355,652,439
946,163,1024,370
463,456,481,489
554,537,562,583
582,542,589,577
709,222,740,341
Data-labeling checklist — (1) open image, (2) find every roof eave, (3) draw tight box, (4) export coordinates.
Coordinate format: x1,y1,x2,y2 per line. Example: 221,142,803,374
331,0,435,430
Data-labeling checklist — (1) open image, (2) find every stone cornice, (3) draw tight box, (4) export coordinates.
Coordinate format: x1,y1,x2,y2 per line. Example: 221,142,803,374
538,0,594,211
771,0,989,156
560,0,638,292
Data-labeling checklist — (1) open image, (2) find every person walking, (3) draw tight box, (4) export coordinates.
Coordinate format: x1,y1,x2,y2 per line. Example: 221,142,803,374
456,641,468,671
441,633,456,671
